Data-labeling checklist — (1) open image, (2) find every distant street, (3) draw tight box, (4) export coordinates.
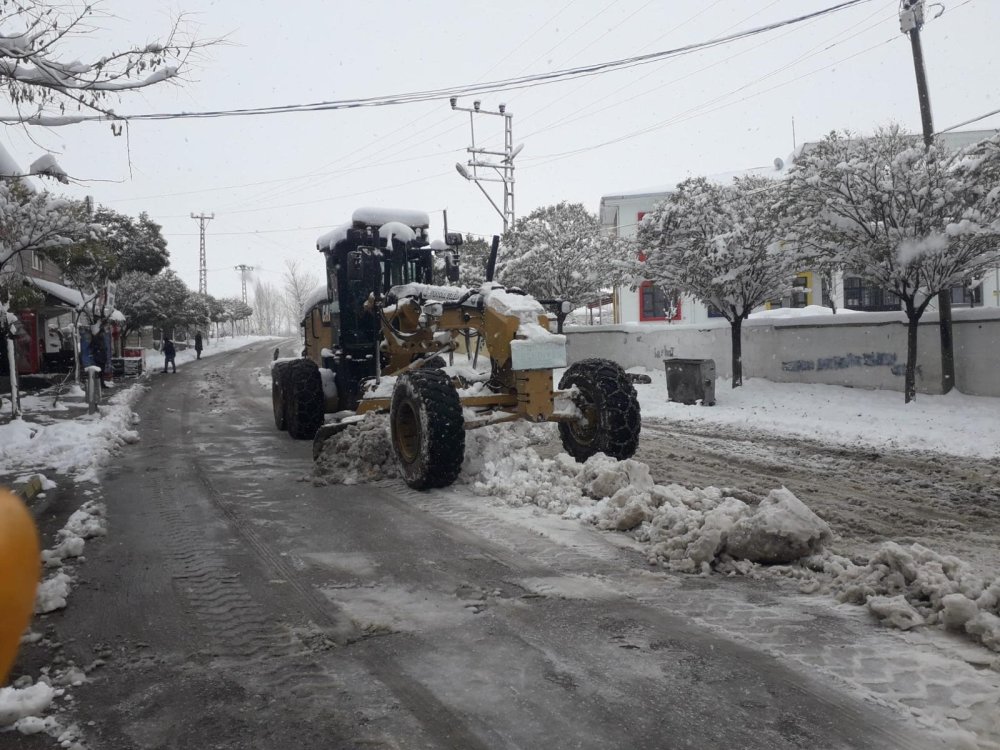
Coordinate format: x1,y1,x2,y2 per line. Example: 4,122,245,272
10,339,977,749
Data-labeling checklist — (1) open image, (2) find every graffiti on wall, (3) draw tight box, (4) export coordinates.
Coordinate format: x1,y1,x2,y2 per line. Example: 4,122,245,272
782,351,907,377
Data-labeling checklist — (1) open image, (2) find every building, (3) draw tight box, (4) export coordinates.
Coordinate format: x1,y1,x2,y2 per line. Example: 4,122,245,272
599,129,1000,324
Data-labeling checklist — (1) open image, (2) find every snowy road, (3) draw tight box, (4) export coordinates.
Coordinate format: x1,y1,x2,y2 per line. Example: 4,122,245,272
11,339,998,749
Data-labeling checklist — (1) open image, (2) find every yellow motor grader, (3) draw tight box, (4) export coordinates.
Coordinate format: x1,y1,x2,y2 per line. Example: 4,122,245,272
272,207,640,489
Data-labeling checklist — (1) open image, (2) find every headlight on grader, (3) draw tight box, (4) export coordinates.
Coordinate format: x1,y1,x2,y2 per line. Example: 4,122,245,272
419,301,444,328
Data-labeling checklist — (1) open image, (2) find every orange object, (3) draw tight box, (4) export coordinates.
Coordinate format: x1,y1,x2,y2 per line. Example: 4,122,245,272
0,489,40,683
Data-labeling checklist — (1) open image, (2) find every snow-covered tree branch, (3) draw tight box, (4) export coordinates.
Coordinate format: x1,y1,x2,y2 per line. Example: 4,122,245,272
499,202,633,308
0,2,219,123
638,175,797,387
784,127,1000,403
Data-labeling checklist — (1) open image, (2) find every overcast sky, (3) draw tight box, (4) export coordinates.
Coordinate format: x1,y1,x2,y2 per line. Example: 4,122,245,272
3,0,998,300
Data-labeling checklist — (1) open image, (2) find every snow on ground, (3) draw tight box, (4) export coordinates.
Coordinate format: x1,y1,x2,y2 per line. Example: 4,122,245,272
633,367,1000,460
314,394,1000,654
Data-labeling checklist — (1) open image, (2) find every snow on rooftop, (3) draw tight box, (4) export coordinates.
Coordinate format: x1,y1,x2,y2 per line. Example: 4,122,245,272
27,277,87,307
352,207,430,229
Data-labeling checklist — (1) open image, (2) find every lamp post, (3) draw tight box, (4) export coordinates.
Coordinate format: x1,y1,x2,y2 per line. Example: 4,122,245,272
451,98,522,233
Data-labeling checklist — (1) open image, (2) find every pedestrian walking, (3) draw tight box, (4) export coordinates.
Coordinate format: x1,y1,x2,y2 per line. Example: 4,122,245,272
90,323,111,388
163,338,177,373
194,331,203,360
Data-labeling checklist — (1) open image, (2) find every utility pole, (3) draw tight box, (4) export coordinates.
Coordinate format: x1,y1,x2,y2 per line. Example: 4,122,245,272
190,212,215,295
451,98,522,233
234,264,254,304
900,0,953,394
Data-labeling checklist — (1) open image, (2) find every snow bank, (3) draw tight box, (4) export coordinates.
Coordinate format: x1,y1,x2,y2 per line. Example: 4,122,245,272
825,542,1000,652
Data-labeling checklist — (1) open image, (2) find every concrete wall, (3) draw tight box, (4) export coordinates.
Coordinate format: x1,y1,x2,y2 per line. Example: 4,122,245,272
566,308,1000,397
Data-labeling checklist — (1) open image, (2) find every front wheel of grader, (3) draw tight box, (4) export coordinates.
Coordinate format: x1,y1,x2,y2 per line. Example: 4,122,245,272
558,358,641,462
271,361,291,431
286,359,325,440
390,368,465,490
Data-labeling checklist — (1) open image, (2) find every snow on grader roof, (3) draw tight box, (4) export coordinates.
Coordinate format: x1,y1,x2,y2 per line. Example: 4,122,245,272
316,208,431,252
351,207,430,229
301,283,329,321
316,223,350,252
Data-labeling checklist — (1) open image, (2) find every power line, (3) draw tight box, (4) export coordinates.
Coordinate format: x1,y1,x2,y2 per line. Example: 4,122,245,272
5,0,875,125
936,107,1000,134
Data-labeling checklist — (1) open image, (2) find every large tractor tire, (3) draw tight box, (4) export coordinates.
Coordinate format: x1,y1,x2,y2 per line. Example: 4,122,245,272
271,361,291,431
390,368,465,490
286,359,325,440
558,358,641,463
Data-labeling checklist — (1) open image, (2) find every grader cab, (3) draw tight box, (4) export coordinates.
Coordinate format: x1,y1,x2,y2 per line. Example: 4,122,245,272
271,207,640,489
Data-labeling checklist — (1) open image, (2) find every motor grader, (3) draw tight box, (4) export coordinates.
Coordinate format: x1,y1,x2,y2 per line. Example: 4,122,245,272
272,207,640,490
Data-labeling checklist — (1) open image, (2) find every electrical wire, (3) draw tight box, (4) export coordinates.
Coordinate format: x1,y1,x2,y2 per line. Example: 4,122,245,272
6,0,875,124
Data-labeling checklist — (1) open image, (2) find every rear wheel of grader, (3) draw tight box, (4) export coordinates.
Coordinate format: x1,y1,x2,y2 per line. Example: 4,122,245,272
558,358,641,462
390,368,465,489
286,359,325,440
271,361,291,431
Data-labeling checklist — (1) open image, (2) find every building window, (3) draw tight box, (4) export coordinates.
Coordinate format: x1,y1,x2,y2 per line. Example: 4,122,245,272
706,304,726,318
949,283,982,307
639,282,681,321
30,251,43,271
843,277,899,312
791,275,809,308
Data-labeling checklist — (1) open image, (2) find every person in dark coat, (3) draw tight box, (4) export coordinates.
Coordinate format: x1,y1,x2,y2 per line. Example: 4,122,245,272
163,338,177,373
90,323,110,387
194,331,203,360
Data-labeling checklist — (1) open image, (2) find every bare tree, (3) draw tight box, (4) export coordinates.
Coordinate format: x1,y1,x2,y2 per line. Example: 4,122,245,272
282,258,319,331
0,2,219,125
251,279,284,335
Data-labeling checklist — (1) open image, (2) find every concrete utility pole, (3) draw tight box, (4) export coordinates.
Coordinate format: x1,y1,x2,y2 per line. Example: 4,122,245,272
899,0,953,394
451,98,522,233
191,212,215,295
234,264,254,304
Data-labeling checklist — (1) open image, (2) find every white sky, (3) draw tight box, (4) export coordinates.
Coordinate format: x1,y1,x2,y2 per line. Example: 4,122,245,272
2,0,998,300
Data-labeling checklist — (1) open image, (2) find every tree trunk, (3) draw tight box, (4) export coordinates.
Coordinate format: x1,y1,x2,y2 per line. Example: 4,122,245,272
6,335,20,418
937,290,954,394
904,311,920,404
730,317,744,388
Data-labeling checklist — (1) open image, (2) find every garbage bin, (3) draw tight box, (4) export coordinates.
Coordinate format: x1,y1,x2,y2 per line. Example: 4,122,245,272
664,358,716,406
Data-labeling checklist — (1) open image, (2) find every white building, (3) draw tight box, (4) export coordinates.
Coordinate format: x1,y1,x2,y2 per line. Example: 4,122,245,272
599,130,1000,324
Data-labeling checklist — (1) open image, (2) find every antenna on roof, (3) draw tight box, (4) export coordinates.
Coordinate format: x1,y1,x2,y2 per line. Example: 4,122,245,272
792,116,797,152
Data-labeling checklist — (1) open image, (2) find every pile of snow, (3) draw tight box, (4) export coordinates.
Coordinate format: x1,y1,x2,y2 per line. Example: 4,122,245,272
0,681,58,726
0,670,86,745
314,416,1000,652
314,414,398,485
33,500,108,614
820,542,1000,652
40,500,106,568
748,304,862,319
315,420,831,570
